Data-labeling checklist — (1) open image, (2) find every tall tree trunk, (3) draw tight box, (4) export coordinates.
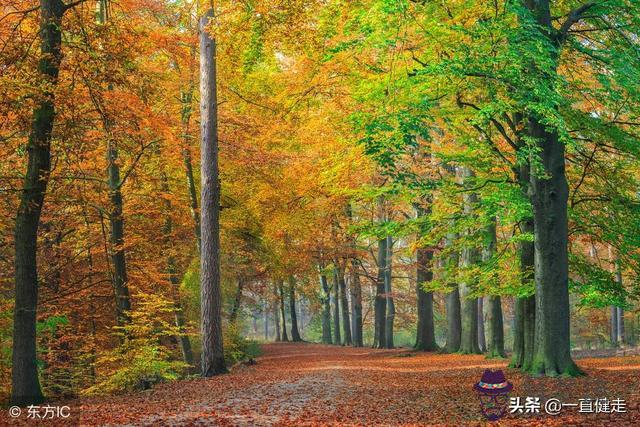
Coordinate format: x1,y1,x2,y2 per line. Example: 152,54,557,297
338,266,352,345
374,237,387,349
199,8,226,376
443,233,461,353
484,217,505,358
289,277,302,342
179,44,201,252
332,267,341,344
615,262,625,345
229,278,244,323
384,236,394,349
160,160,195,371
350,260,363,347
459,168,480,354
610,306,619,347
12,0,67,406
415,206,437,351
279,281,289,342
263,303,269,341
477,297,486,352
320,273,332,344
511,159,535,368
274,289,281,342
522,0,581,378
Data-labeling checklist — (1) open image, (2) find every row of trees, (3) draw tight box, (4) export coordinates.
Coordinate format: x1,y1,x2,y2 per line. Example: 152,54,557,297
2,0,640,407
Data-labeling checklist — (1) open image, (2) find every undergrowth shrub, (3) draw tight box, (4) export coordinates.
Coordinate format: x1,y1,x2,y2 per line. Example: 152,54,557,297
82,293,189,395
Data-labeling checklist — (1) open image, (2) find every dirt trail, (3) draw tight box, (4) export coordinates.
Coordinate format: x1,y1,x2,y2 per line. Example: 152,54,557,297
3,343,639,426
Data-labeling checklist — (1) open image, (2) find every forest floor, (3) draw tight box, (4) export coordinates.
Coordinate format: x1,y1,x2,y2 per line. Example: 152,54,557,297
3,342,640,426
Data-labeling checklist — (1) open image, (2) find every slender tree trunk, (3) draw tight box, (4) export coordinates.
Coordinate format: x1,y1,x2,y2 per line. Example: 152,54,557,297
179,44,201,252
332,267,341,344
459,168,480,354
511,158,536,369
350,260,363,347
610,306,619,347
279,281,289,342
199,8,226,376
160,161,195,371
484,217,505,358
263,304,269,341
384,236,394,349
615,262,625,344
443,233,461,353
338,266,352,345
274,289,281,342
374,237,387,349
229,278,244,323
478,297,486,352
12,0,67,406
289,277,302,342
320,273,332,344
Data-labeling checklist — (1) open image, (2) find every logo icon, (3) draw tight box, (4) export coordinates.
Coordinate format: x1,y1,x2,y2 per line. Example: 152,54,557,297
473,369,513,421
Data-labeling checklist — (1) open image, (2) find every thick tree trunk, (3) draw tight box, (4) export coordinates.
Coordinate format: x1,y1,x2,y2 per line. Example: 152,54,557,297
289,277,302,342
459,168,480,354
488,296,505,358
199,8,226,376
350,260,363,347
443,233,461,353
12,0,66,406
374,237,387,348
279,281,289,342
415,205,437,351
384,236,395,349
332,268,341,344
229,278,244,323
415,245,437,351
478,297,486,352
338,266,352,345
320,273,332,344
528,115,581,375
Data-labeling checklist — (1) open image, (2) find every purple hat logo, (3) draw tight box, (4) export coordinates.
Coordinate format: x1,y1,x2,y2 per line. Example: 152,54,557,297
473,369,513,421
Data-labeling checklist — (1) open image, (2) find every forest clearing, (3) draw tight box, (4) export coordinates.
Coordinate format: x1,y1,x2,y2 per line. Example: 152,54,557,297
2,0,640,425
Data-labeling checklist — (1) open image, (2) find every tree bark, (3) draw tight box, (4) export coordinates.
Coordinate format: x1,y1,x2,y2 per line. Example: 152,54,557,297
179,44,201,252
459,168,480,354
350,260,363,347
615,262,625,345
443,233,461,353
478,297,486,352
289,277,302,342
319,273,332,344
274,289,281,342
12,0,67,406
332,267,341,344
415,245,437,351
384,236,394,349
160,159,195,371
374,236,387,348
610,305,619,347
229,278,244,323
483,218,505,358
199,8,226,376
338,266,352,345
279,281,289,342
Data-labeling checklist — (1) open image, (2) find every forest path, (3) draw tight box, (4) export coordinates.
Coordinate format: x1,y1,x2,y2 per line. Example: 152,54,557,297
7,343,640,426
